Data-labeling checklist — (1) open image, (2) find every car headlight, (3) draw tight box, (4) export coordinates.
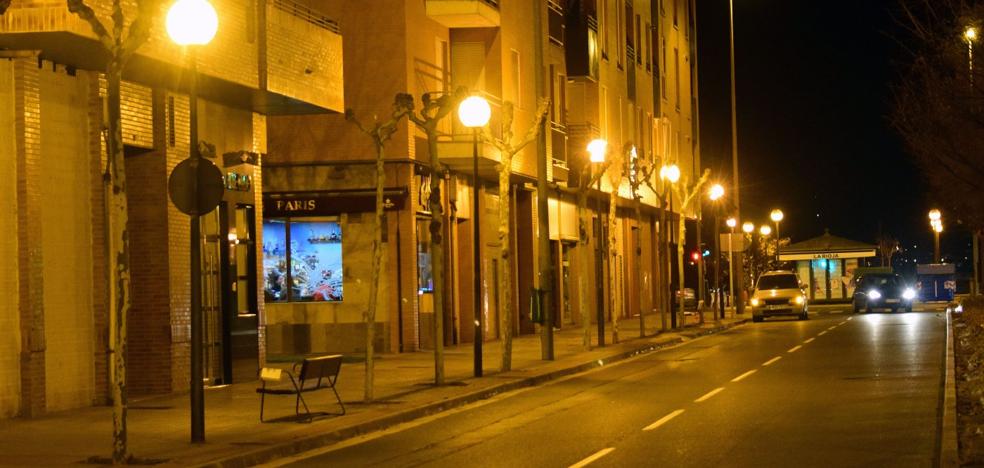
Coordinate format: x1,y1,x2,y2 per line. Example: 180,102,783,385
868,289,882,300
902,288,916,300
794,295,805,305
750,298,760,307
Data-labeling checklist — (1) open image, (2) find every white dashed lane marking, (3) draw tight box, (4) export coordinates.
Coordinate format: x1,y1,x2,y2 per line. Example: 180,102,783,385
643,409,685,431
695,387,726,403
818,331,827,336
804,338,815,344
731,369,757,382
788,345,803,353
569,448,615,468
763,356,782,366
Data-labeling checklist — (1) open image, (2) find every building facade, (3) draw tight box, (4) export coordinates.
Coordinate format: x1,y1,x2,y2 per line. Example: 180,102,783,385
263,0,700,356
0,0,343,418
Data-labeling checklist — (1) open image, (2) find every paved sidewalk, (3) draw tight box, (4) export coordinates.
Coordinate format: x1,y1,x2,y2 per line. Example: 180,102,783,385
0,313,748,467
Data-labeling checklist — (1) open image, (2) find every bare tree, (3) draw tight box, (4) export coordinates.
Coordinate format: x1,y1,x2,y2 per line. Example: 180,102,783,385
399,89,465,385
877,234,900,268
345,95,412,401
629,152,659,337
65,0,155,462
483,99,548,371
670,170,711,328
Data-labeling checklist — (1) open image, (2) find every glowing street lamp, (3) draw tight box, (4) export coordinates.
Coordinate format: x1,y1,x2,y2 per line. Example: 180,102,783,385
458,95,491,378
660,163,681,184
967,27,978,86
770,209,784,263
760,225,772,236
742,221,754,234
709,183,725,201
726,217,737,312
929,209,943,263
587,138,608,163
167,0,217,444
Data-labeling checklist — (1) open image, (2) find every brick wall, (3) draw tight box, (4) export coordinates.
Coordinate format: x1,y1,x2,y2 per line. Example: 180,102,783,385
39,63,96,411
0,58,22,418
15,53,46,418
167,92,191,394
88,71,108,406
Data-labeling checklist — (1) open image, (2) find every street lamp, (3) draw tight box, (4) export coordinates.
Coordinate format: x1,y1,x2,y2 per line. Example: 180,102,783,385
966,26,977,87
726,217,737,314
660,163,680,328
587,139,608,344
770,209,784,264
458,95,491,377
167,0,217,444
929,209,943,263
708,184,725,320
760,224,772,236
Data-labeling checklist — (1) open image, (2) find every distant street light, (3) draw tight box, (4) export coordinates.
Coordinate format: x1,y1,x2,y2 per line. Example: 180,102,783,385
167,0,217,444
660,163,680,328
760,225,772,236
929,209,943,263
458,95,491,378
770,209,784,263
742,221,754,234
967,26,978,86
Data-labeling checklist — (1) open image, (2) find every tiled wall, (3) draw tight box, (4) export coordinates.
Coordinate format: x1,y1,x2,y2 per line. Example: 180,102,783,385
39,66,95,411
0,59,22,418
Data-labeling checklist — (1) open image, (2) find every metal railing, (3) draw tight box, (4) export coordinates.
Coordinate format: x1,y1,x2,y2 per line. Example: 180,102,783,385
271,0,340,33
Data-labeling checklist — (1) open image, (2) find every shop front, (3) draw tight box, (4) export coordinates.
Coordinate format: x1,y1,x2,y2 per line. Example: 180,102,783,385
779,231,877,302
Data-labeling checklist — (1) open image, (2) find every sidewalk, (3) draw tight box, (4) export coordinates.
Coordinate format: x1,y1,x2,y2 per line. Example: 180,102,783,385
0,313,748,467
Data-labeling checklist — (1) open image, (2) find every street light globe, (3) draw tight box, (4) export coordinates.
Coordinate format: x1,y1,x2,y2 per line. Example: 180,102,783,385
967,27,978,42
934,222,944,233
726,217,737,228
929,209,941,221
709,183,725,201
166,0,218,46
458,96,491,128
587,139,608,163
742,221,754,233
660,164,681,183
760,225,772,236
770,209,784,223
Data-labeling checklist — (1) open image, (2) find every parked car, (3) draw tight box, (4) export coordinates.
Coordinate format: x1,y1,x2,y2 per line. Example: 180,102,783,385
674,288,697,310
750,270,808,322
852,272,916,313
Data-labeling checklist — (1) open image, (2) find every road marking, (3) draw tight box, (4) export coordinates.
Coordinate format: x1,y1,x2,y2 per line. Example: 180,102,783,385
695,387,726,402
818,331,827,336
763,356,782,366
847,317,853,321
804,338,815,344
827,326,836,331
731,369,758,382
643,409,685,431
570,448,615,468
788,345,803,353
840,320,848,325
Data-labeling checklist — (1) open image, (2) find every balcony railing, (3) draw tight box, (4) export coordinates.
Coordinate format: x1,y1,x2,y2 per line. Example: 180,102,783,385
425,0,501,28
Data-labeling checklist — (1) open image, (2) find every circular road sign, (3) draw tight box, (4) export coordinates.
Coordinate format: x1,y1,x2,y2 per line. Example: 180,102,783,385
168,157,225,216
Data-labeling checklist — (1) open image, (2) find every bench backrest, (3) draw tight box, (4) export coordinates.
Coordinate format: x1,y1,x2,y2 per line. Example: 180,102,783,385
299,355,342,383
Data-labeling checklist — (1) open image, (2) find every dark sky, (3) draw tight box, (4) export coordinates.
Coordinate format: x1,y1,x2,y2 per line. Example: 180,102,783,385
694,0,962,262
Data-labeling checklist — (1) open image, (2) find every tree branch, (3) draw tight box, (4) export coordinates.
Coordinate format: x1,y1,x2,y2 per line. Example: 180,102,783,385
67,0,114,50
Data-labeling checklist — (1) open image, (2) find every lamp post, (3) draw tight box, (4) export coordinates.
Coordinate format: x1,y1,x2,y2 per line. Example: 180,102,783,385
660,164,680,327
167,0,217,444
458,95,491,378
929,209,943,263
770,209,784,264
743,221,754,294
726,217,737,316
728,0,744,316
709,184,725,321
587,139,607,345
966,27,977,87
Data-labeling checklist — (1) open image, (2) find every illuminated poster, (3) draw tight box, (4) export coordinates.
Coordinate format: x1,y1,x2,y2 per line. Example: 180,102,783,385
262,220,288,302
262,219,343,302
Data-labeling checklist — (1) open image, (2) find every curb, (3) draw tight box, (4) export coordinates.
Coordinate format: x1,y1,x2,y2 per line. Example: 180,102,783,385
940,309,959,467
196,319,747,468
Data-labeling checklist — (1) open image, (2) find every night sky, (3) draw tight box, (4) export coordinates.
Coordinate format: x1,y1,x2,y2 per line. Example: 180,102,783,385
695,0,969,266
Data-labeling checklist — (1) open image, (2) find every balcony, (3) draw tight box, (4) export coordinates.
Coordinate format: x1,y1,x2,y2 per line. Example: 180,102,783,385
437,93,503,178
550,122,568,182
0,0,343,115
425,0,500,28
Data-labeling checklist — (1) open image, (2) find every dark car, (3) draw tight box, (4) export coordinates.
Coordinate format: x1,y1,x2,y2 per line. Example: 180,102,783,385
852,273,916,313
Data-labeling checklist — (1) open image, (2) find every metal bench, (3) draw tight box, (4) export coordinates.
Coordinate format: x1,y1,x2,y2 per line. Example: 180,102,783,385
256,354,345,422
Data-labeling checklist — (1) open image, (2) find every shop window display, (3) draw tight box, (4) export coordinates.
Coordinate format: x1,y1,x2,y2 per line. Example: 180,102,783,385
263,218,343,302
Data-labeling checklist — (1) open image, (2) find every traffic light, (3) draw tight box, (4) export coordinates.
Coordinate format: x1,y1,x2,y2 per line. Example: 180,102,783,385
691,251,701,262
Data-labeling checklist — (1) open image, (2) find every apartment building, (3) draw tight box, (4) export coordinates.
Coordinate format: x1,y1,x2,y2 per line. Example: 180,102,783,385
263,0,699,356
0,0,343,417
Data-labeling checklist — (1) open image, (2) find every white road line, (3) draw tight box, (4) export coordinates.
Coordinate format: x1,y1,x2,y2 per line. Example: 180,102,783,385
570,448,615,468
827,326,836,331
695,387,726,403
763,356,782,366
840,321,848,325
804,338,815,344
847,317,853,321
818,331,827,336
788,345,803,353
731,369,758,382
643,409,685,431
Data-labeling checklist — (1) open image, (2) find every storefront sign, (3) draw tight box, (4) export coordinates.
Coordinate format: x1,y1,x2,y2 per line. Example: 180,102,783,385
273,199,317,213
226,172,252,192
813,253,840,259
265,189,408,218
779,250,876,261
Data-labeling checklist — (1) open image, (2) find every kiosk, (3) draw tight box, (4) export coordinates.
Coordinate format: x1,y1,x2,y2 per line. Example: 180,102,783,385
778,230,878,302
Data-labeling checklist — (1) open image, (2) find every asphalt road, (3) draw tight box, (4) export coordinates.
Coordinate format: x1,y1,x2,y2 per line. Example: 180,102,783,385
270,310,946,468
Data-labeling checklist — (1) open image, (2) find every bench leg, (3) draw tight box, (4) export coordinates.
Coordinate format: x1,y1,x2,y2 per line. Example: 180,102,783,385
295,393,312,421
330,385,346,415
259,387,267,422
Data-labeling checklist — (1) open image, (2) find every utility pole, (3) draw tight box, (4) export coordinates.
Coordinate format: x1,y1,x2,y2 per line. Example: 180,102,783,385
728,0,745,314
533,0,553,360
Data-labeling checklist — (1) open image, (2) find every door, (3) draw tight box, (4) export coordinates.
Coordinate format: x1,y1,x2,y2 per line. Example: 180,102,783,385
200,207,223,385
224,204,259,383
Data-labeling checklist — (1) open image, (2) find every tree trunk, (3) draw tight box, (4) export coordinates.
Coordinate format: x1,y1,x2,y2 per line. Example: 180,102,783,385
677,219,687,329
635,200,645,337
365,141,385,401
498,160,513,371
107,62,131,465
658,196,668,331
426,131,445,385
608,185,619,344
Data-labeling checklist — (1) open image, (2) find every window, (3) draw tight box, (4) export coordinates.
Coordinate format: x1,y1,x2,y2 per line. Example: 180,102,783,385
673,0,679,28
601,0,608,58
417,218,433,293
635,15,641,65
511,49,521,108
615,0,623,67
645,22,652,71
660,37,667,99
263,218,344,302
674,47,680,110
